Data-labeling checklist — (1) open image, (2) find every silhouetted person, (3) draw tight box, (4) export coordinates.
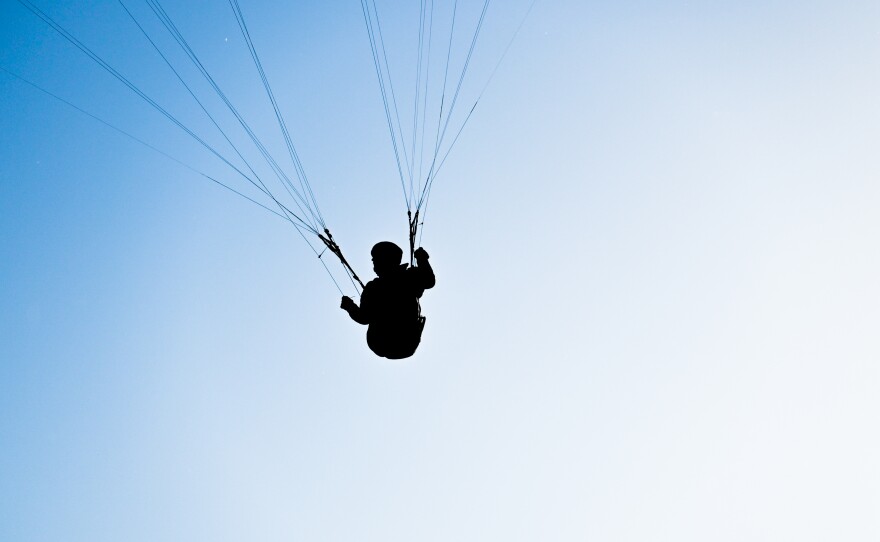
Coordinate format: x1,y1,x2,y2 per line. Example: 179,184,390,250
341,242,435,359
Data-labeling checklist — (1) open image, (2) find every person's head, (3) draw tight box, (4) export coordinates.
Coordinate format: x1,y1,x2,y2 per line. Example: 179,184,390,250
371,241,403,277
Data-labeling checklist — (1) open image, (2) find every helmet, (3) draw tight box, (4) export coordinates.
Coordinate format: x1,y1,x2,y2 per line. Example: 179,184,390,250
371,241,403,265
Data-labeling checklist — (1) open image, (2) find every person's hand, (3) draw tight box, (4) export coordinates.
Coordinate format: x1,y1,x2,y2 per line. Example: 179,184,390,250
340,296,356,311
414,247,429,261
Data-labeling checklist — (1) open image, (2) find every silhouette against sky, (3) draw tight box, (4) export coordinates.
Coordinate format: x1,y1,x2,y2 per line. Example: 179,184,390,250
2,1,879,541
342,243,435,359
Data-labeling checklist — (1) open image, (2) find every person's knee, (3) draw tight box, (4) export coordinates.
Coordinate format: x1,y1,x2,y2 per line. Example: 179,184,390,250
367,324,421,359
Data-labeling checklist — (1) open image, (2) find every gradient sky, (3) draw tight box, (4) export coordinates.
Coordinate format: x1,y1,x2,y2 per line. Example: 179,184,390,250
2,1,879,540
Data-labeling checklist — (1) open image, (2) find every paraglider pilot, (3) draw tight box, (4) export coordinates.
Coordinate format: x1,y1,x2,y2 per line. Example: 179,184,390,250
341,242,435,359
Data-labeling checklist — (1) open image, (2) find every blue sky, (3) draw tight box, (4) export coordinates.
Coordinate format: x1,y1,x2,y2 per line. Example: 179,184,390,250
2,1,879,540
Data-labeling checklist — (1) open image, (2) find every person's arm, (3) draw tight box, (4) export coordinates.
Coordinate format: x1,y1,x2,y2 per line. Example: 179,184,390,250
341,296,370,325
413,247,436,289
